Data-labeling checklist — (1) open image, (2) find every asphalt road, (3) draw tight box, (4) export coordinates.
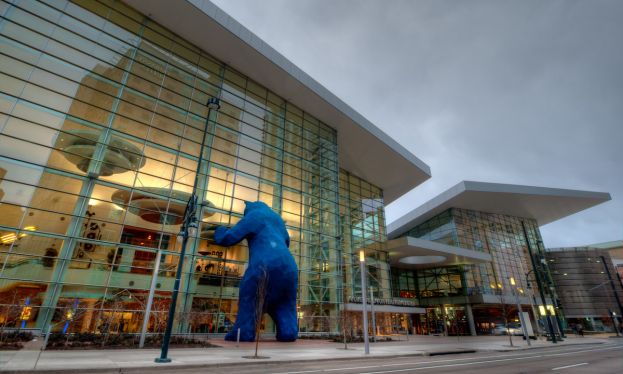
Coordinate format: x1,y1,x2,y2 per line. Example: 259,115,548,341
165,341,623,374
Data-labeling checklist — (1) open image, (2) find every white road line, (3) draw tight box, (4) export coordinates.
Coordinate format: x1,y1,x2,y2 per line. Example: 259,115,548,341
548,345,623,356
363,356,545,374
552,362,588,371
271,356,543,374
270,344,623,374
325,366,386,371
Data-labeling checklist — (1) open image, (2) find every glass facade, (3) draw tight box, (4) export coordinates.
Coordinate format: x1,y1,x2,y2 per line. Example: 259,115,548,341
393,207,563,335
338,170,390,300
0,0,391,336
395,208,543,299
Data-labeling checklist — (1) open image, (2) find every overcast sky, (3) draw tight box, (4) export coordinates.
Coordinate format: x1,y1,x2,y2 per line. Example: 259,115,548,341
211,0,622,248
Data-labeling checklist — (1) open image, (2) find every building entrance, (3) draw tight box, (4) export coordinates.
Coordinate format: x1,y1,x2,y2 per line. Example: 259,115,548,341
420,306,468,335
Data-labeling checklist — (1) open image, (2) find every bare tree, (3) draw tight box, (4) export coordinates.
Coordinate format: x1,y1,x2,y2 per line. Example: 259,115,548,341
0,291,23,342
150,298,171,335
339,307,354,348
99,298,123,348
496,287,515,347
253,266,268,358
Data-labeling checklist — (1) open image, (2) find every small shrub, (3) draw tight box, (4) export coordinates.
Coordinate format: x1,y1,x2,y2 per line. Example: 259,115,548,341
0,341,23,350
0,331,33,343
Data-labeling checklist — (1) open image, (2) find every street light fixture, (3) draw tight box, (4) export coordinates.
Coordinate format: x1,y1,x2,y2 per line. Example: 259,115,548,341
359,249,370,355
156,97,220,363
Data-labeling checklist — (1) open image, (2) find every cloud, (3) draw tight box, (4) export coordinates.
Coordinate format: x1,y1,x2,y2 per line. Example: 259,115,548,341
211,0,623,247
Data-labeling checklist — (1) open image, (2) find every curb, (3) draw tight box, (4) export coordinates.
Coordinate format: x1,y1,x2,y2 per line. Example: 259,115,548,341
0,350,450,374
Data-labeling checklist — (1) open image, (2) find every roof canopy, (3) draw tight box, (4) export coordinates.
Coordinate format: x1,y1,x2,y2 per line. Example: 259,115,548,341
123,0,431,203
389,181,611,239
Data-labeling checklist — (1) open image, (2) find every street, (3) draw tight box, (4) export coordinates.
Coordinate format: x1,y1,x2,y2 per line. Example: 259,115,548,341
165,341,623,374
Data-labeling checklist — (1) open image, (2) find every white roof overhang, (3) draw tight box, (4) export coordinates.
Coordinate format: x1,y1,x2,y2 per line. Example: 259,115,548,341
122,0,431,203
388,236,492,270
388,181,611,239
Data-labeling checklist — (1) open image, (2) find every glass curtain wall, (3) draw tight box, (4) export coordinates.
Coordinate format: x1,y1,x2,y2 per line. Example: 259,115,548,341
0,0,342,335
339,170,391,304
396,208,553,303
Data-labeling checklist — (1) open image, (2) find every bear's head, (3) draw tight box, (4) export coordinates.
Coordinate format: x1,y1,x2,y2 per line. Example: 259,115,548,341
243,200,271,215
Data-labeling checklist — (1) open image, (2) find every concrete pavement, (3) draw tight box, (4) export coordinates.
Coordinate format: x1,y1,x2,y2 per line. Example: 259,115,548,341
0,334,617,373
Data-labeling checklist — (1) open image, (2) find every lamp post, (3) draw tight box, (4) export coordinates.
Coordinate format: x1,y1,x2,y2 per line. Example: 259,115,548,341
359,250,370,355
521,221,557,343
156,97,220,363
510,277,531,346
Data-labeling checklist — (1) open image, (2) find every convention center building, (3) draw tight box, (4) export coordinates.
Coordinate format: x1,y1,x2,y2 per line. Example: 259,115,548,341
0,0,430,336
0,0,611,339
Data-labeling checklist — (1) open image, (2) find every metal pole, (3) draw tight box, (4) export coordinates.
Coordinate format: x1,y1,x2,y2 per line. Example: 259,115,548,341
529,292,541,337
140,249,162,348
156,98,219,363
42,325,52,351
370,286,376,342
521,221,557,343
359,250,369,354
513,287,530,346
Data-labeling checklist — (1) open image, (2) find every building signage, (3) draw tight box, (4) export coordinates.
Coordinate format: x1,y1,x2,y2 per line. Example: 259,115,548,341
348,296,418,307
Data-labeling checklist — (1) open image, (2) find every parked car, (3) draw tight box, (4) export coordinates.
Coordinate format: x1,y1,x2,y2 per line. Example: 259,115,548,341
493,324,523,336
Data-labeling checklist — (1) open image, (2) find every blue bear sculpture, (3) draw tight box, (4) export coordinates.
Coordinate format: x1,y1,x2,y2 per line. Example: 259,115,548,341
213,201,298,342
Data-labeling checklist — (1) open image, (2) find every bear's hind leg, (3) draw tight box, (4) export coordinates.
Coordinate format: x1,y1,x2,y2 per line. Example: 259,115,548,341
225,275,261,342
269,300,298,342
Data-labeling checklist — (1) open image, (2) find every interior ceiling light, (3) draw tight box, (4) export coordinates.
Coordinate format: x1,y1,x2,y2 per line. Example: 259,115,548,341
57,130,146,176
112,187,214,225
1,233,17,244
1,226,36,244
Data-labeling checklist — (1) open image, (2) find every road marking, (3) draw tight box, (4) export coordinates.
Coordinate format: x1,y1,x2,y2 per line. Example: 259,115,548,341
552,362,588,370
363,356,545,373
325,366,386,371
548,345,623,356
270,344,623,374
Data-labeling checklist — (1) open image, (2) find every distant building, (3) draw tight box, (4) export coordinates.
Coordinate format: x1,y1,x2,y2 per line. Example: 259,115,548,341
590,240,623,283
388,181,610,336
545,244,623,332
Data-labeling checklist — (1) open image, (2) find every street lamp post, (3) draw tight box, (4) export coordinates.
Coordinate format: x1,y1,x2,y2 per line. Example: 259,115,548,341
359,250,370,355
156,97,220,363
521,221,557,343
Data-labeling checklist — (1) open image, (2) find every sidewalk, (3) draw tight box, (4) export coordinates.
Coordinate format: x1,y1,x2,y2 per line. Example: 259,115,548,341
0,334,615,373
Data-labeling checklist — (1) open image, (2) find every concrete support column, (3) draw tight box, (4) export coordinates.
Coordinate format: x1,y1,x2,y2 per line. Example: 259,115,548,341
440,305,448,336
465,303,477,336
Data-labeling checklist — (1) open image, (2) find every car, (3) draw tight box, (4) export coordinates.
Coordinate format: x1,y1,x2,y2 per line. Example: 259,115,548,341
493,324,524,336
